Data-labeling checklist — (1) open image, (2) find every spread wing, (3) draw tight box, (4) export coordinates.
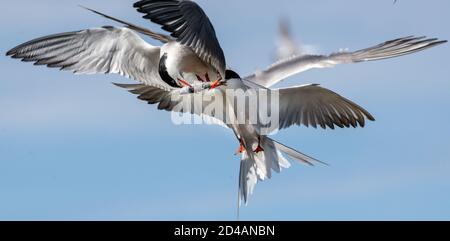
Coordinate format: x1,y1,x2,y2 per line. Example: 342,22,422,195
7,26,168,87
275,84,375,130
114,83,228,128
247,36,447,87
133,0,226,77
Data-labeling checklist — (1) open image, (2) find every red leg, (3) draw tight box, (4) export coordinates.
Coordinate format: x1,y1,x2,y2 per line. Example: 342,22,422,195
253,137,265,153
235,139,246,155
196,75,205,82
177,78,192,88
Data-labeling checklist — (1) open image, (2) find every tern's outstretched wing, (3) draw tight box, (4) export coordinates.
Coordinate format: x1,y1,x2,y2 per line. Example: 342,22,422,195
7,26,168,87
247,36,447,87
114,83,228,128
275,84,375,130
133,0,226,77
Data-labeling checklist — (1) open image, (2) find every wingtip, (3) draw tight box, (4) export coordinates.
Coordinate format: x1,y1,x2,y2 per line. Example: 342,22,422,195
112,82,133,89
133,1,146,8
6,46,17,57
410,36,446,45
77,4,90,11
309,158,330,167
112,82,124,88
318,161,331,167
424,40,447,50
5,50,13,57
78,4,100,15
112,82,145,90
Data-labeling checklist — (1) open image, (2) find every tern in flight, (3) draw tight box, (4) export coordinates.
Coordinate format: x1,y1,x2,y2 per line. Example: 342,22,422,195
276,19,303,60
6,0,446,207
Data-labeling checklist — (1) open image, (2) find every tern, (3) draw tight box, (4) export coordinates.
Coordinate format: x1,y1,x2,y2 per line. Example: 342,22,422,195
132,0,227,91
276,19,302,60
6,0,446,209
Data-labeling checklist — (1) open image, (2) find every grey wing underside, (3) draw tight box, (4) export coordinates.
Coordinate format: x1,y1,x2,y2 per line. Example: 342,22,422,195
6,26,169,87
247,36,447,87
114,81,373,131
274,84,375,130
114,83,229,128
241,79,375,130
134,0,226,77
114,83,179,111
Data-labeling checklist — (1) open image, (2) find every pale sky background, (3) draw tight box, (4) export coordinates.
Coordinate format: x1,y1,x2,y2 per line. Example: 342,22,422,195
1,0,449,220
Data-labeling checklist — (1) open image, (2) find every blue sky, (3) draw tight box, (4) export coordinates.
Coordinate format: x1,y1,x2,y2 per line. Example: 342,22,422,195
1,0,449,220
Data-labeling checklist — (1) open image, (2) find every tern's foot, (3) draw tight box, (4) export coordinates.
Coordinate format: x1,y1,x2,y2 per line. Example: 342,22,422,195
235,139,246,155
235,144,246,155
253,145,264,153
253,137,264,153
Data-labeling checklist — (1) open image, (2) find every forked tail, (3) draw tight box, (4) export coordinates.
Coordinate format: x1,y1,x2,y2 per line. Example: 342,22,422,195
237,136,327,217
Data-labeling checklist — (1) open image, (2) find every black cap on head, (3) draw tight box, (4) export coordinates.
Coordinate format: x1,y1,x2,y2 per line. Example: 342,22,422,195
225,69,241,80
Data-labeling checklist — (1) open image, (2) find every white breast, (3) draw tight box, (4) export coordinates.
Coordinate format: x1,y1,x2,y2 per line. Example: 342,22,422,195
161,42,220,84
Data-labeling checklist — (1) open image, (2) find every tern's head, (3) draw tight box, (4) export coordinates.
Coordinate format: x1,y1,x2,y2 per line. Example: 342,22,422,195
225,69,241,80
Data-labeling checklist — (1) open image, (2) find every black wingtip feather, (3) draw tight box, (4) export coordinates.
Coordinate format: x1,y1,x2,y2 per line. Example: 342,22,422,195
6,45,23,57
432,40,448,46
6,48,15,56
133,1,145,8
112,82,145,90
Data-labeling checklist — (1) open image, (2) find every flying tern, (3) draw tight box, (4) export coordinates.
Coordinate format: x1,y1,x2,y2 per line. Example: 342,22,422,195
276,19,302,60
6,0,447,209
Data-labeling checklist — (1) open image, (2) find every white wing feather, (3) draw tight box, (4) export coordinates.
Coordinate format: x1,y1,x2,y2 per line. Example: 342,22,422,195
7,26,168,87
247,36,447,87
